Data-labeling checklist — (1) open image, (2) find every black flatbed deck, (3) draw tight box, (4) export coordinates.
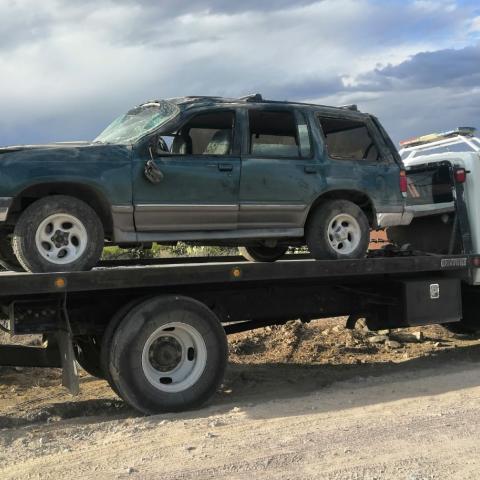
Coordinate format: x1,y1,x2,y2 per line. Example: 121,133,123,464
0,253,470,298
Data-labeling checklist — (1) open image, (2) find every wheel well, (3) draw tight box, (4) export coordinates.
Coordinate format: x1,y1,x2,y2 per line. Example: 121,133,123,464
307,190,375,227
9,183,113,236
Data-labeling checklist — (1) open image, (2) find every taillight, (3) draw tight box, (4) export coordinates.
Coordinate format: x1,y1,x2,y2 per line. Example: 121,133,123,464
454,168,467,183
400,170,407,197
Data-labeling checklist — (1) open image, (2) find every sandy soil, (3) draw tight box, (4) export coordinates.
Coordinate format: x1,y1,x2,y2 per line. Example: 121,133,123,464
2,319,480,479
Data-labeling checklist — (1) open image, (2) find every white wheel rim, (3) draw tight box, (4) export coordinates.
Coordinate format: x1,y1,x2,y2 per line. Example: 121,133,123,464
35,213,88,265
141,322,207,393
327,213,361,255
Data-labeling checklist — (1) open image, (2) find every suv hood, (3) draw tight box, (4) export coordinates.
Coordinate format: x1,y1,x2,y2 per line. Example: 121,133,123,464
0,141,92,154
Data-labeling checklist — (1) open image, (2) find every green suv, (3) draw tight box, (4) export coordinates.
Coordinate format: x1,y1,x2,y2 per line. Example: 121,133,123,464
0,94,411,272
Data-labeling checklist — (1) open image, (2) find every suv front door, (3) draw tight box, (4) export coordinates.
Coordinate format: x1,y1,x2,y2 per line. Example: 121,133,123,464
132,109,241,233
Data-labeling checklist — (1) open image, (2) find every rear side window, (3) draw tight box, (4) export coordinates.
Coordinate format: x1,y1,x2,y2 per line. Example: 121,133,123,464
249,110,300,158
317,117,380,162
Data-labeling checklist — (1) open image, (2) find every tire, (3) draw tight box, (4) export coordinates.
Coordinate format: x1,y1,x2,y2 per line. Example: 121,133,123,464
0,233,24,271
442,322,480,335
239,245,288,262
306,199,369,260
107,295,228,414
12,195,104,273
443,287,480,335
73,336,104,379
100,298,148,396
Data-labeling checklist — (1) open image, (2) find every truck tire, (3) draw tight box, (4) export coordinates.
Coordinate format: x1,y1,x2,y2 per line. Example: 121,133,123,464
100,298,148,396
306,200,369,260
0,232,24,271
443,286,480,335
239,245,288,262
106,295,228,414
12,195,104,273
73,336,104,379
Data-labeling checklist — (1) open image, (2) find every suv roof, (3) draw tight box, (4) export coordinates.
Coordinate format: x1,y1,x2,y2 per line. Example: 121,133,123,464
155,94,370,118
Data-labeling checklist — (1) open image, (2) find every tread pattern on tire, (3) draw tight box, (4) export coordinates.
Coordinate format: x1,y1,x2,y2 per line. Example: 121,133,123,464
106,295,228,414
306,199,369,260
12,195,104,272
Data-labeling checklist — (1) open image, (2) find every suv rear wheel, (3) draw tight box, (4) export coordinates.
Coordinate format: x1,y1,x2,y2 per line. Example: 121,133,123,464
12,195,104,272
306,199,369,260
239,245,288,262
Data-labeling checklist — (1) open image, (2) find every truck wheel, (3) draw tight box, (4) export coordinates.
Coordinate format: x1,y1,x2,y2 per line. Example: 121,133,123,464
306,200,369,260
106,296,228,414
238,245,288,262
100,298,148,396
0,233,24,271
73,336,104,379
12,195,104,272
442,322,480,335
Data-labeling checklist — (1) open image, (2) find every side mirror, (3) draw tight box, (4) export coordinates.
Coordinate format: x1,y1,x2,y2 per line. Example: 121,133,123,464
144,159,164,184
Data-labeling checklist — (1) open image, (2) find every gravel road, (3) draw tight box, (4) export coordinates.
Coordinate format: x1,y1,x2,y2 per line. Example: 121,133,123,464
1,320,480,479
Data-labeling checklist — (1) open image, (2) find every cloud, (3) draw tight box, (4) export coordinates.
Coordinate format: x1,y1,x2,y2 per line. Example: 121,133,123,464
361,44,480,89
0,0,479,146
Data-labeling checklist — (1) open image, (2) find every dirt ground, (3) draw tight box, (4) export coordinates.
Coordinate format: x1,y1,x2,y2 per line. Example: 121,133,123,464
2,318,480,479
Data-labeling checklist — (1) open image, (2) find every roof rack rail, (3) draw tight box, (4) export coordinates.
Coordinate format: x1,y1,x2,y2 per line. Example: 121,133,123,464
237,93,263,102
339,104,358,111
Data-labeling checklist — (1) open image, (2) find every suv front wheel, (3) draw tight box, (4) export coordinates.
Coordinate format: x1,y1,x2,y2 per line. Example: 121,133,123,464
306,200,369,260
12,195,104,272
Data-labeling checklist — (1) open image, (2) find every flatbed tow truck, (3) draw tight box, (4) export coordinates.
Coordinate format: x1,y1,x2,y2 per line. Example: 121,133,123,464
0,159,478,414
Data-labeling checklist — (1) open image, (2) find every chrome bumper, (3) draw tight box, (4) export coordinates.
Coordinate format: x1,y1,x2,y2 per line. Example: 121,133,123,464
0,197,13,222
376,210,414,228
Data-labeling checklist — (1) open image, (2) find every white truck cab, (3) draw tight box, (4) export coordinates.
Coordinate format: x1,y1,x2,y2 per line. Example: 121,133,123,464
392,128,480,282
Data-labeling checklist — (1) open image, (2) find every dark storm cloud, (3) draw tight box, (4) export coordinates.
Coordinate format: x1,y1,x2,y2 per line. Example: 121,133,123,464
360,44,480,90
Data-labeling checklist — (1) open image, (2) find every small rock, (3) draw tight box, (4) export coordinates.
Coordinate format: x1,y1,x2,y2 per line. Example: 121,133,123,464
127,467,137,474
377,329,390,335
14,366,24,372
413,331,424,342
231,407,241,413
205,432,217,438
321,329,331,336
184,446,195,452
385,340,401,349
208,419,224,428
368,335,388,344
332,325,342,333
434,342,442,348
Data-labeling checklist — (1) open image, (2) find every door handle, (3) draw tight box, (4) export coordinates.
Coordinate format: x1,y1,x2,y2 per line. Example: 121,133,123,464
218,163,233,172
304,166,317,174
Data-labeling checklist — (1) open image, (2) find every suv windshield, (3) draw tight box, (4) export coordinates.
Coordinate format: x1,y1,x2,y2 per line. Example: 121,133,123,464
94,101,180,144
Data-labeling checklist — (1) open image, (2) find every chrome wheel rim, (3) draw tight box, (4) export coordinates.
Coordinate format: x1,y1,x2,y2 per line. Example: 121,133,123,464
141,322,207,393
35,213,88,265
327,213,361,255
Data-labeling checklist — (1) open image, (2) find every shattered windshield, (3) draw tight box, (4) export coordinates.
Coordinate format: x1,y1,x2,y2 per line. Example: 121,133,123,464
94,101,180,144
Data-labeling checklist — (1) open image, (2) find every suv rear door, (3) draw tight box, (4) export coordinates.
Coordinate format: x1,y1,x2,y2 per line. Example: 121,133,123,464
238,107,320,230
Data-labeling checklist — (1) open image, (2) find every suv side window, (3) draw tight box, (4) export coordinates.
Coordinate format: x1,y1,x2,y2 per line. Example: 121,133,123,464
317,116,380,162
248,109,310,158
166,111,235,156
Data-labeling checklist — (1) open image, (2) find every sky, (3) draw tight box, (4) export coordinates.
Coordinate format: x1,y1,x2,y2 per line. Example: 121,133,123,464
0,0,479,147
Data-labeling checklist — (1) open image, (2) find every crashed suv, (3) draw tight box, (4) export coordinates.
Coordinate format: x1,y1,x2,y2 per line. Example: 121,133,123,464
0,94,411,272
